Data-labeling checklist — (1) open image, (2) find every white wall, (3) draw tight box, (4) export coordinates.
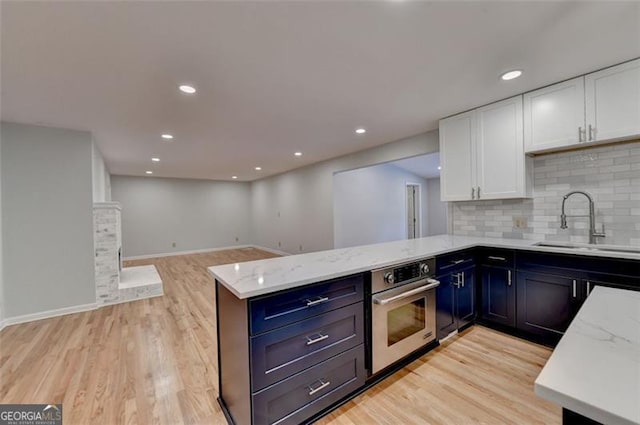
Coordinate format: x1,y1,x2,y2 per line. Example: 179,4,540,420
111,175,252,257
1,122,96,318
0,130,4,327
251,130,439,253
333,163,429,248
426,178,448,235
92,142,111,202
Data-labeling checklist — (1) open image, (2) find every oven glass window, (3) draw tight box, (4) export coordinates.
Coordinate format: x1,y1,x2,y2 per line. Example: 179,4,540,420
387,297,426,346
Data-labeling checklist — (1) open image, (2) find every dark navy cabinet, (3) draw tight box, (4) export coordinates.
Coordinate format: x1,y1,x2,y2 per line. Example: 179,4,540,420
478,249,516,327
514,251,640,342
515,271,582,340
216,273,366,425
436,250,476,340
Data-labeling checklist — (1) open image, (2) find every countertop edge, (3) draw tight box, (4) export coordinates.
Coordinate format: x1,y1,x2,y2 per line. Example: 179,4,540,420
209,237,640,299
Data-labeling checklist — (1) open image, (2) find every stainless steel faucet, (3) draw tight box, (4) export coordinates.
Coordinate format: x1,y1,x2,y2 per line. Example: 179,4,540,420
560,190,606,244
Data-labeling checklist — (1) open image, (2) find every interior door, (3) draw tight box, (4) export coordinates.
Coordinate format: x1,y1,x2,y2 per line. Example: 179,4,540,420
406,184,419,239
585,59,640,143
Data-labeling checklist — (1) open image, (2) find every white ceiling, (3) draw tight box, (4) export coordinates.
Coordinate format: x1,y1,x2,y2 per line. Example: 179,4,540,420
2,2,639,181
392,153,441,179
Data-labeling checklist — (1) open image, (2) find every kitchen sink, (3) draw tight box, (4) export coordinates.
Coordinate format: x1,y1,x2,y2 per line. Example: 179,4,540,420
534,241,640,255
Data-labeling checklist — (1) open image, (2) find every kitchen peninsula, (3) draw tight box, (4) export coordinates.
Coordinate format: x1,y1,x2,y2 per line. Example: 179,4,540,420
210,235,640,425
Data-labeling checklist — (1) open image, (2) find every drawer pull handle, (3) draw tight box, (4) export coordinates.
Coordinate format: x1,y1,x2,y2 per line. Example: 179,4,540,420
488,256,506,261
451,259,465,265
306,333,329,345
308,379,331,396
306,296,329,307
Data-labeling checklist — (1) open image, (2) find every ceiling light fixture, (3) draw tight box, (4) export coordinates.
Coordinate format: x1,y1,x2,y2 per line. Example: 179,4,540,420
255,167,262,171
151,157,160,162
145,171,153,175
161,134,173,140
294,152,302,157
179,84,196,94
437,166,442,170
232,176,238,179
501,70,523,81
355,128,366,134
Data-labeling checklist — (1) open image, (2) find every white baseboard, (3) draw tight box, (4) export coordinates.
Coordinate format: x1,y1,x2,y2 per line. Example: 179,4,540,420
123,244,291,261
1,302,98,328
0,319,5,332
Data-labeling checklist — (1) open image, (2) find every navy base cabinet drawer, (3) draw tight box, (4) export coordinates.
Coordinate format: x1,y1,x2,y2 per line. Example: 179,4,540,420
251,302,364,391
252,345,365,425
250,273,364,335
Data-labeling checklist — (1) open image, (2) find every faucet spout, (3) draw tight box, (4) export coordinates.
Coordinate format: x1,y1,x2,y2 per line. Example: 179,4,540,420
560,191,605,244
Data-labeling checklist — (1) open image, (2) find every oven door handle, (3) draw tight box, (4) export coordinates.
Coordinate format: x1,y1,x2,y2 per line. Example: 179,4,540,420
372,279,440,305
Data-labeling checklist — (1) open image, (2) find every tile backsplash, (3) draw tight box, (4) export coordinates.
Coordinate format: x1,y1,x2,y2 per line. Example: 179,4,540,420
452,140,640,247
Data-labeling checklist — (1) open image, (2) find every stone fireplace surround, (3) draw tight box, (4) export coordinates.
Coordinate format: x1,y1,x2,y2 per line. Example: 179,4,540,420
93,202,163,305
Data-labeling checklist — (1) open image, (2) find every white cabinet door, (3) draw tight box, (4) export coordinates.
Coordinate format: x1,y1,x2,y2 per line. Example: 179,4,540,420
476,95,527,200
585,59,640,143
439,111,476,201
523,77,585,153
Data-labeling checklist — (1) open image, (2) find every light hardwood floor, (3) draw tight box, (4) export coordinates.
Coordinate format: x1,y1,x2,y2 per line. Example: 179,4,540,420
0,248,561,424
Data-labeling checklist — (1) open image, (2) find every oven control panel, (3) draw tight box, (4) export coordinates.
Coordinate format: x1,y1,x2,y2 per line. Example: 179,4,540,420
373,257,436,291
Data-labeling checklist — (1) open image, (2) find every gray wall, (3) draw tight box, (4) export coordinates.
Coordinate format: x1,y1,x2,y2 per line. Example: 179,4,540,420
111,176,252,257
333,163,429,249
0,132,3,324
1,122,96,318
92,142,111,202
251,130,440,253
452,141,640,246
427,178,448,236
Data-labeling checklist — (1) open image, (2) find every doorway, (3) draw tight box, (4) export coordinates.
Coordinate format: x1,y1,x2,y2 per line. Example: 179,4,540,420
406,183,421,239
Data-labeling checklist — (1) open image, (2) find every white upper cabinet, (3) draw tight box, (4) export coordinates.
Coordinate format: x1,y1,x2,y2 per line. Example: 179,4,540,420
524,59,640,154
439,110,476,201
440,95,529,202
523,77,585,153
585,59,640,143
476,96,528,200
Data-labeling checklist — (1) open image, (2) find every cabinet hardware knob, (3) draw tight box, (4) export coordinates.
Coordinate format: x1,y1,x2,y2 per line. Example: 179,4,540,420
306,296,329,307
488,256,506,261
308,379,331,396
306,333,329,346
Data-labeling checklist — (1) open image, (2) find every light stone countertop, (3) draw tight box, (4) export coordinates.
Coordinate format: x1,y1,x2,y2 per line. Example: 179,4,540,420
535,286,640,425
208,234,640,299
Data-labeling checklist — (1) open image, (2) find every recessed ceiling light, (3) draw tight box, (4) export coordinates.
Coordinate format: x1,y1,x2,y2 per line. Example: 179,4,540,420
145,171,153,175
255,166,262,171
161,134,173,140
151,157,160,162
179,84,196,94
232,176,238,179
501,70,523,81
437,166,442,170
294,152,302,157
355,128,366,134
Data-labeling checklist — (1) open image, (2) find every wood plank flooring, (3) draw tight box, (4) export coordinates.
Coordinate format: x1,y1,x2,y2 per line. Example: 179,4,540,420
0,248,561,424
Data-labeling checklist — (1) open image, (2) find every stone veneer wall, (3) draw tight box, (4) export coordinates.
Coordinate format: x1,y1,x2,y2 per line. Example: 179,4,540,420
94,202,121,305
452,140,640,247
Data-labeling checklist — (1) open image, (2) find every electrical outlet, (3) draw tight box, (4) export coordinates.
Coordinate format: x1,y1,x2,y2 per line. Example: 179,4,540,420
278,241,281,247
299,245,303,251
172,242,176,247
513,217,528,229
235,236,239,242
